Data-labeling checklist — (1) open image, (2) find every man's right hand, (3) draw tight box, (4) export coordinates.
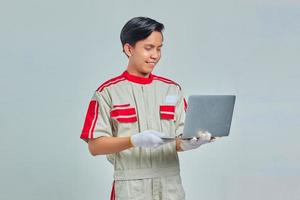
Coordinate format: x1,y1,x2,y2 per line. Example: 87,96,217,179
130,130,165,148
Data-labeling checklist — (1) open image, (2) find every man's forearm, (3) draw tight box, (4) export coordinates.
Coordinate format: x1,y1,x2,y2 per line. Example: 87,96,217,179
176,138,183,152
88,136,133,156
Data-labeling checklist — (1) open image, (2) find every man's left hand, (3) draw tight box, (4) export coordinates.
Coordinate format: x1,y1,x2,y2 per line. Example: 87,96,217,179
179,131,218,151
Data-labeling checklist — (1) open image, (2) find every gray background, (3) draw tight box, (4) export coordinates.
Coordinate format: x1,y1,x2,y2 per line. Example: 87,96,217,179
1,0,299,199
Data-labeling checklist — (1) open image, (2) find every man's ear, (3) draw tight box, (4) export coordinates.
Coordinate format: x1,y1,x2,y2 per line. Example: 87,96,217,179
123,43,133,57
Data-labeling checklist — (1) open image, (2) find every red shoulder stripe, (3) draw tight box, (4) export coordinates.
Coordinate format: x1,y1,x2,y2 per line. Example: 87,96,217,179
153,75,175,83
153,75,181,90
96,75,126,92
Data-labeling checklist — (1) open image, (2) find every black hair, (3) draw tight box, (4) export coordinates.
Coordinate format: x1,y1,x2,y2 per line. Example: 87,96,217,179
120,17,164,50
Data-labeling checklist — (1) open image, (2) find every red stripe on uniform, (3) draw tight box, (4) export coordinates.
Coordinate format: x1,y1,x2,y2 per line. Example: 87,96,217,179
183,98,188,112
96,75,123,91
110,181,115,200
116,116,137,123
153,75,182,90
160,113,175,120
96,74,126,92
110,108,136,117
153,75,175,83
90,101,99,138
98,77,126,92
160,105,175,112
113,104,130,108
80,100,98,139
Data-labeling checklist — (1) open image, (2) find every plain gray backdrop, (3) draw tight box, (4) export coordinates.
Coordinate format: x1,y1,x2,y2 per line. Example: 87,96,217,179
1,0,299,199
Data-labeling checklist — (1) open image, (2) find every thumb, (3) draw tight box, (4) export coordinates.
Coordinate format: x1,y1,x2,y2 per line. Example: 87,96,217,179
210,136,220,142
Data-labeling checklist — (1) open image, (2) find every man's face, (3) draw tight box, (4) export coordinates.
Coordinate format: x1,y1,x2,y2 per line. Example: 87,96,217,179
125,31,163,77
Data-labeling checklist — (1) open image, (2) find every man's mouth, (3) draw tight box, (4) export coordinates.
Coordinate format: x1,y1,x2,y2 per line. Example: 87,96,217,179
146,61,156,65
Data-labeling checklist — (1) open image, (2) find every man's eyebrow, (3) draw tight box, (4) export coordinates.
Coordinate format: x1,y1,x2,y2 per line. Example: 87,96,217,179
144,44,163,47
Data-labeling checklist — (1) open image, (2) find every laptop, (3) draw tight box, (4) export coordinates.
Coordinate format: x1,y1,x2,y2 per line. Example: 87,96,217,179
162,95,236,140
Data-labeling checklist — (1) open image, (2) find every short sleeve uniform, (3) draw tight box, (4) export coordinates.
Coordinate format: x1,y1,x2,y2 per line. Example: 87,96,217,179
80,71,187,200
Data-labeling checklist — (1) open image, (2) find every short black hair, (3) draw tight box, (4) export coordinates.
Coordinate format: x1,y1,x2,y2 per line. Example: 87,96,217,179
120,17,164,49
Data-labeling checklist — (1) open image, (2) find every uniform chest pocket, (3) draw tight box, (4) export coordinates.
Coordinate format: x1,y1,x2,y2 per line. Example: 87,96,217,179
110,104,137,123
160,105,175,120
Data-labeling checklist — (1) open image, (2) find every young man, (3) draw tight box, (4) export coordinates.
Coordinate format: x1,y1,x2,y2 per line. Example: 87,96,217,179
80,17,215,200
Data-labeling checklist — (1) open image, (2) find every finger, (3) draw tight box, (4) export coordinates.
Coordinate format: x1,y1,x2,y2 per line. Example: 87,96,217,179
196,130,205,137
190,137,197,145
205,132,212,141
198,133,206,141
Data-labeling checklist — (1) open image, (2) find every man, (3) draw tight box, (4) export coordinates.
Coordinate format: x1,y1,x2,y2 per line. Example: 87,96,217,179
80,17,216,200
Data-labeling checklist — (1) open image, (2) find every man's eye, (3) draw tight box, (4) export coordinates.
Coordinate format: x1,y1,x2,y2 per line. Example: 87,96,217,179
145,47,151,51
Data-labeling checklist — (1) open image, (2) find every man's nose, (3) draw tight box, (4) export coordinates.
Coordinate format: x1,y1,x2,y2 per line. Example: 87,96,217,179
151,50,159,59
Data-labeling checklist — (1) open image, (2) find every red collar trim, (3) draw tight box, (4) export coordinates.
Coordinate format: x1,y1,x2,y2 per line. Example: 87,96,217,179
122,70,154,84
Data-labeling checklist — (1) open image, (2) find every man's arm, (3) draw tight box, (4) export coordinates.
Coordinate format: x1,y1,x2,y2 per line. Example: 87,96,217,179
176,138,183,152
88,130,166,156
90,137,183,155
88,136,133,156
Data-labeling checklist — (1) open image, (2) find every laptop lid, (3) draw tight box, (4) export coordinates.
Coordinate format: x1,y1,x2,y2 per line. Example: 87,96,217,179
182,95,236,139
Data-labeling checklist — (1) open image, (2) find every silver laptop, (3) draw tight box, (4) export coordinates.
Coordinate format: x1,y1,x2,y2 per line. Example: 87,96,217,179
162,95,236,140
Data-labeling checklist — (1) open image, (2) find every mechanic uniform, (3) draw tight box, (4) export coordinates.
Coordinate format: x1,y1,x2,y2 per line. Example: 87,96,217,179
80,70,188,200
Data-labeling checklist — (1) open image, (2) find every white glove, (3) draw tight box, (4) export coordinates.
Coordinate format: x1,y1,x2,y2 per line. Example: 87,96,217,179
130,130,165,148
180,131,217,151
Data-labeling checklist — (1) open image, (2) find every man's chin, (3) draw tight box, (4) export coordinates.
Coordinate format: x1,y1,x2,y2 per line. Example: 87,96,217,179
140,68,154,77
144,65,155,72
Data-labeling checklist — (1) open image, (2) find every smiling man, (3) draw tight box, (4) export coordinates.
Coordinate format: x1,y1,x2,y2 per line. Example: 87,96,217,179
124,29,162,77
80,17,214,200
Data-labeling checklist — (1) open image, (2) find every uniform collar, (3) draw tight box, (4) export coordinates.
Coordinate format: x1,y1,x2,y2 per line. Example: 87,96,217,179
122,70,154,84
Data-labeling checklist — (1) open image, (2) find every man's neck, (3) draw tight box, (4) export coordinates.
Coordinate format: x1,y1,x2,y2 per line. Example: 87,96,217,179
126,68,150,78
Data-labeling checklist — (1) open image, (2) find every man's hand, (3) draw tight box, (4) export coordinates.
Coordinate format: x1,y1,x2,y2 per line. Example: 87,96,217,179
179,131,218,151
130,130,166,148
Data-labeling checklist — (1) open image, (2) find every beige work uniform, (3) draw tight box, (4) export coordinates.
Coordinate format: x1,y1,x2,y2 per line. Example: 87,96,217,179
80,70,187,200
